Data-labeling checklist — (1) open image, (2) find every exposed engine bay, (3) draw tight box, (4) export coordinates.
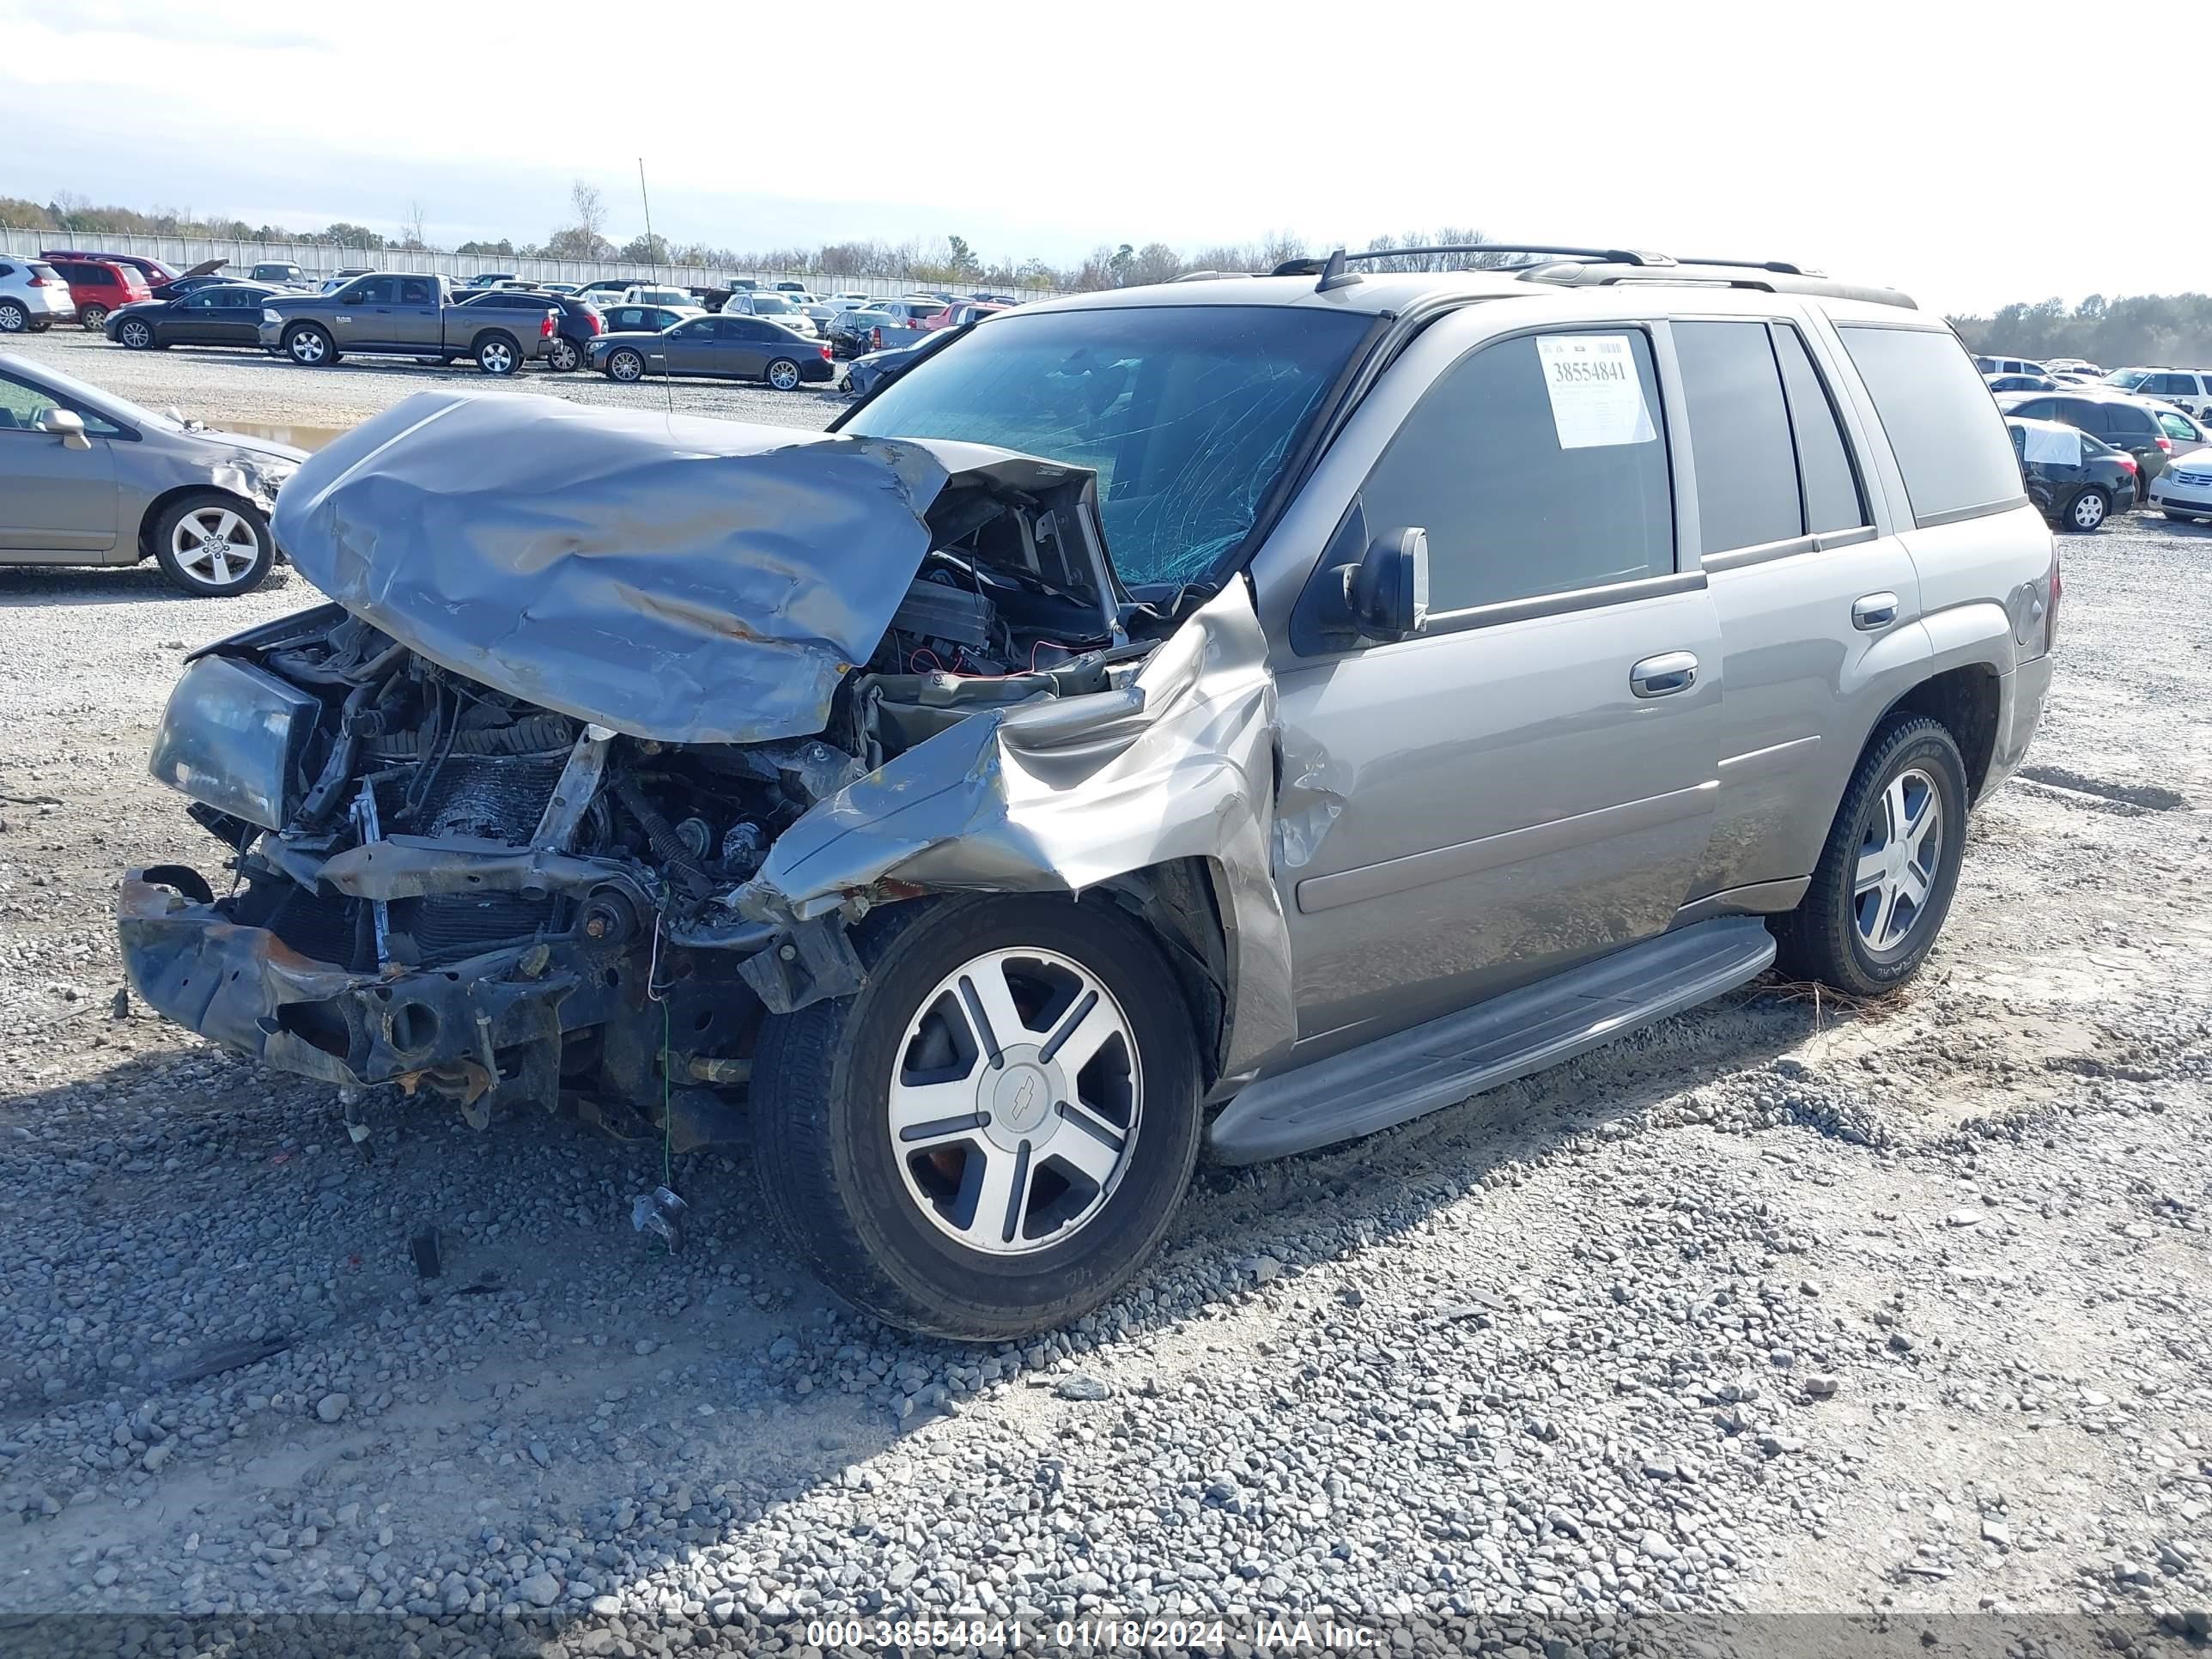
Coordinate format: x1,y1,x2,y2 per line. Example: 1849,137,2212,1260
118,396,1239,1139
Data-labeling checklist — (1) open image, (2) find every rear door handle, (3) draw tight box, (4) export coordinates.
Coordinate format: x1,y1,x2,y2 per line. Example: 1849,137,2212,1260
1852,592,1899,631
1629,651,1698,698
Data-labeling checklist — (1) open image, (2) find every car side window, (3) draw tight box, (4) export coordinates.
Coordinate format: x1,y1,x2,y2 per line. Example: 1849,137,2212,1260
1672,321,1802,553
1357,329,1674,614
2157,411,2195,441
2107,404,2156,436
398,279,434,306
2010,398,2056,420
1771,325,1869,533
1837,325,2026,523
0,371,123,436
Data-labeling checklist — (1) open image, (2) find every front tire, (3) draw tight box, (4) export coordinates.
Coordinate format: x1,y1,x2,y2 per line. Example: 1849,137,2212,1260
118,318,156,350
0,301,27,333
475,334,520,375
149,493,276,597
605,348,644,383
2063,487,2110,532
1771,714,1969,997
764,356,803,391
284,324,335,366
751,896,1203,1340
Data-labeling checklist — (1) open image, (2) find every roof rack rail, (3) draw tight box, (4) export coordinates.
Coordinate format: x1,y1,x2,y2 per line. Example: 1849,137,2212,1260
1352,243,1669,268
1517,260,1915,310
1678,257,1820,276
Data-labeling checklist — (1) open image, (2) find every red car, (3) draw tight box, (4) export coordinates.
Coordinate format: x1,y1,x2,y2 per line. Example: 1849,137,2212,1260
42,256,153,331
922,300,1007,331
41,249,179,287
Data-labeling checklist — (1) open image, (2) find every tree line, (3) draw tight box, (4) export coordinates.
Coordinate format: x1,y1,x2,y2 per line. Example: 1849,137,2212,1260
3,186,1506,294
1948,294,2212,368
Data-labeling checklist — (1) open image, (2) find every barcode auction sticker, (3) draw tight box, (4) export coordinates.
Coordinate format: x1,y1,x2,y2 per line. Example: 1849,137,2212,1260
1535,334,1657,449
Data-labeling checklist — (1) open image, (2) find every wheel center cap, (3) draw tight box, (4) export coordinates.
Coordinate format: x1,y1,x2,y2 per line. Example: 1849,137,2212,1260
987,1059,1054,1142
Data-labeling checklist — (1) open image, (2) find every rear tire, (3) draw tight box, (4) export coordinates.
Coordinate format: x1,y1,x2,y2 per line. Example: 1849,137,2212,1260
0,301,27,333
81,304,109,331
2061,487,2109,532
149,492,276,597
475,334,520,375
1771,715,1969,997
765,356,802,391
546,336,581,373
751,896,1203,1340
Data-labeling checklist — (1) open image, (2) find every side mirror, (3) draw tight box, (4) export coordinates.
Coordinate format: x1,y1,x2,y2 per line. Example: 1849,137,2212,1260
1340,526,1431,642
36,408,91,451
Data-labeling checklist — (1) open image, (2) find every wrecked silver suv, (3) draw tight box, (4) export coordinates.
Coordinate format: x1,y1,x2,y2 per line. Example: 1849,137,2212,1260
123,248,2057,1337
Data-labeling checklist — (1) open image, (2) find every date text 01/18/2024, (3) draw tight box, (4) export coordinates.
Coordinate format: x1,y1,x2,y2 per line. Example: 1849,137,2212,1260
802,1617,1382,1650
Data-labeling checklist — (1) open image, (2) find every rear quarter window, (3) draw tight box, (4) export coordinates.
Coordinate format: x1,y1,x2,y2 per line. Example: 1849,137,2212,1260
1837,325,2025,524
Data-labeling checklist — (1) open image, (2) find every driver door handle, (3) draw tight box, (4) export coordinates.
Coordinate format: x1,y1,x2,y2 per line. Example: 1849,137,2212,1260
1630,652,1698,698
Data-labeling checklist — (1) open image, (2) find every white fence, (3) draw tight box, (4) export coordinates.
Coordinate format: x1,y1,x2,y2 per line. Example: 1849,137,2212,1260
0,226,1062,302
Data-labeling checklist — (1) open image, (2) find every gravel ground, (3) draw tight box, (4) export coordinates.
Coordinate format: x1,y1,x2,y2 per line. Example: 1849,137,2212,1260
0,323,848,440
0,342,2209,1654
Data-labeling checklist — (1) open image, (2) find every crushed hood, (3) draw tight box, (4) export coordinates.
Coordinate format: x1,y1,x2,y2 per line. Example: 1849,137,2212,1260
272,391,974,744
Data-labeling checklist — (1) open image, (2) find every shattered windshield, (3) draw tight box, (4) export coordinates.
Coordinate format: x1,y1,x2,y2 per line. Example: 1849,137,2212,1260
844,304,1370,590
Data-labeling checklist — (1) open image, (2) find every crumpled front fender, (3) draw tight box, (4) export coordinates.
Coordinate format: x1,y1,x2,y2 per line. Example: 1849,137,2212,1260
729,581,1297,1085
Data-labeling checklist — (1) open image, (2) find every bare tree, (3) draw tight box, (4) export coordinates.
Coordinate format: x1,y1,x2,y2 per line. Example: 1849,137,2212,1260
570,179,606,240
402,199,430,251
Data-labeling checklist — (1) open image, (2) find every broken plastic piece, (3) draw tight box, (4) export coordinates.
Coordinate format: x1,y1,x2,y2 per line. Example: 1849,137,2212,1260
631,1186,689,1251
410,1228,442,1279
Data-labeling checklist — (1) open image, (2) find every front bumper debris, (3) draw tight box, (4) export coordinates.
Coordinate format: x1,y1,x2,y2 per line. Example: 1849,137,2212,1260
119,866,608,1097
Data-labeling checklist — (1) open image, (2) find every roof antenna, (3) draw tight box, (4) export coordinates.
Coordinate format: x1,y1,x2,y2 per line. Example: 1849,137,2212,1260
1315,248,1361,294
638,156,674,421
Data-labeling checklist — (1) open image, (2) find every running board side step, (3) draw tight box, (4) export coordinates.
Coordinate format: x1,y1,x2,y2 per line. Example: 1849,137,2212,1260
1205,916,1775,1164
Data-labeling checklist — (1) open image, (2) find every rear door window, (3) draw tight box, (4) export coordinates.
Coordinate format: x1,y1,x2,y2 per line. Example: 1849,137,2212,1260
2105,403,2157,437
1836,325,2025,523
1672,320,1802,553
1358,329,1674,611
398,279,434,306
1771,325,1869,533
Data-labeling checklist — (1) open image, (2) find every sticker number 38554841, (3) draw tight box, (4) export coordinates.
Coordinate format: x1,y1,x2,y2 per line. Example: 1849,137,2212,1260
1535,334,1658,450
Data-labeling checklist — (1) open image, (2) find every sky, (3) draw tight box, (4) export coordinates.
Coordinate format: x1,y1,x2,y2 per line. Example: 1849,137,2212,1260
4,0,2205,318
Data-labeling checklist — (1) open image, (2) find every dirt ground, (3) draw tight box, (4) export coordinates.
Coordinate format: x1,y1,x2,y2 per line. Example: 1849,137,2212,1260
0,339,2207,1648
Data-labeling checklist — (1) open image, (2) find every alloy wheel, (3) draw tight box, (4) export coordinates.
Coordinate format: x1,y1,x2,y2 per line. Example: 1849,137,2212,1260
120,319,152,349
767,359,800,391
885,946,1141,1255
610,351,642,382
480,340,514,374
167,506,261,590
1855,767,1942,952
0,303,28,333
289,331,326,364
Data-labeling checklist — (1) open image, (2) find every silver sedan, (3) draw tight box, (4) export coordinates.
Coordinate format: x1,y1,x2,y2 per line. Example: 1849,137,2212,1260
0,351,306,595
